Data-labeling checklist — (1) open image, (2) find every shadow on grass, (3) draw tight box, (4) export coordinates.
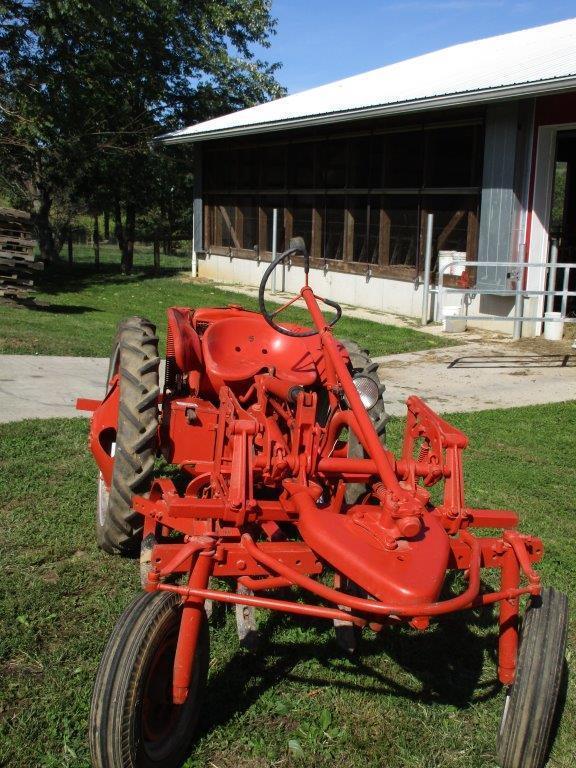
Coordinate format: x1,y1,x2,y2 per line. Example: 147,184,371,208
202,605,501,739
25,301,102,314
35,261,186,297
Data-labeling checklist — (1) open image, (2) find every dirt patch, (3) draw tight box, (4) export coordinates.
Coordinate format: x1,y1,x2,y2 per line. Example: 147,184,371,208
178,273,214,285
511,334,576,356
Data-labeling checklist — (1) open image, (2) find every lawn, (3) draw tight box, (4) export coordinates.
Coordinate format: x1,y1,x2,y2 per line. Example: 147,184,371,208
0,244,451,358
0,403,574,768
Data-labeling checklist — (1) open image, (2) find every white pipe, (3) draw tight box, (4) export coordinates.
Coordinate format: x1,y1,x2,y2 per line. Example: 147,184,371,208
512,268,523,341
546,238,558,314
271,208,278,292
191,218,198,278
561,266,570,318
420,213,434,326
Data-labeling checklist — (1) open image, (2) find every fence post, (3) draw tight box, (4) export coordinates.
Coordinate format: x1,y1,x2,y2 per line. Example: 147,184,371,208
512,265,523,341
546,237,558,314
420,213,434,326
561,266,569,319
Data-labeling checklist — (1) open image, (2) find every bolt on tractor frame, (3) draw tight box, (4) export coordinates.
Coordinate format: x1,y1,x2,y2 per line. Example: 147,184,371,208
80,240,568,768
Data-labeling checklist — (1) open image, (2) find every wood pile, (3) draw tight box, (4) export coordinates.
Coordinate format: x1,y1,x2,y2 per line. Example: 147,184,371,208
0,207,42,298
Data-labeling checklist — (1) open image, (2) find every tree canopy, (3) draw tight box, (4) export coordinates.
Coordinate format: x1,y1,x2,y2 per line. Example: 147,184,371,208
0,0,284,269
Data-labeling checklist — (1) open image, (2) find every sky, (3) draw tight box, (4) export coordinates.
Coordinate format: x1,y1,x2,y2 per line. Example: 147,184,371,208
258,0,576,93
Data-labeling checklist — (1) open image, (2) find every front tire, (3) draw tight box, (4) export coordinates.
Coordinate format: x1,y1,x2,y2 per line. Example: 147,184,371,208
89,592,209,768
96,317,160,555
497,587,568,768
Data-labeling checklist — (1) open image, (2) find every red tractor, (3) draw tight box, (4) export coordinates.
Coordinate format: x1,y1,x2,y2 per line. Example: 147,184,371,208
79,240,568,768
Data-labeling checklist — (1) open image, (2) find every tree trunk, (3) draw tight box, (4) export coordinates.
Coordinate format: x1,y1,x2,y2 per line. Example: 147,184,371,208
120,202,136,274
103,209,110,240
153,236,160,271
67,229,73,264
33,189,58,262
93,213,100,270
114,197,125,253
114,197,128,272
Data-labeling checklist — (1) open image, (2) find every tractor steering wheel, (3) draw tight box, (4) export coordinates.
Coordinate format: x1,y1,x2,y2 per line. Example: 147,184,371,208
258,240,342,337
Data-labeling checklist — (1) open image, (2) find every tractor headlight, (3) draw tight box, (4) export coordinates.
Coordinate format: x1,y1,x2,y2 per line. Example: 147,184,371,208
353,375,380,410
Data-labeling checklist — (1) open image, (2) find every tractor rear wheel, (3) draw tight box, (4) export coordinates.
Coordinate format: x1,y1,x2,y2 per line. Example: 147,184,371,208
497,587,568,768
334,340,386,651
341,339,387,505
96,317,160,555
89,591,209,768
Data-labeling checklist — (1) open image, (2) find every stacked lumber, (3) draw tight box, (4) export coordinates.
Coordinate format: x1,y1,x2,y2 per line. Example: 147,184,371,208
0,207,42,298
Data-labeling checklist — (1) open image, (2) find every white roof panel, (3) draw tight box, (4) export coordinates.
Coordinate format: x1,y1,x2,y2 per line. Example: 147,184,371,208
160,18,576,143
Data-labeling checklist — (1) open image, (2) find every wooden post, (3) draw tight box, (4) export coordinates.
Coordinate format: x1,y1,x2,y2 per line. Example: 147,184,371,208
344,203,354,262
93,213,100,270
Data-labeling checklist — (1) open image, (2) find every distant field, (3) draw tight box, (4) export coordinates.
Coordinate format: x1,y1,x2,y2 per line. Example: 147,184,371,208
0,244,451,358
0,403,574,767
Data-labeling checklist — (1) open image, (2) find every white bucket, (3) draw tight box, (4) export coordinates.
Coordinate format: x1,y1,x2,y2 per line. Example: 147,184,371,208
437,251,467,319
442,306,467,333
543,311,564,341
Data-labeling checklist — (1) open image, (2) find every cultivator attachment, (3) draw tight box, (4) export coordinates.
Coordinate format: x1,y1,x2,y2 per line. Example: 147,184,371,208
80,240,567,768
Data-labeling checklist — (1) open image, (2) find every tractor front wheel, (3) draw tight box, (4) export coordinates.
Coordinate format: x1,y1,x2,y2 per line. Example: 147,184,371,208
497,587,568,768
96,316,160,555
89,592,209,768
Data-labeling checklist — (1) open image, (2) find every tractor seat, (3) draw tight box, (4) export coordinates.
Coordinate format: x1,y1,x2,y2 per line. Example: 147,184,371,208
202,316,320,391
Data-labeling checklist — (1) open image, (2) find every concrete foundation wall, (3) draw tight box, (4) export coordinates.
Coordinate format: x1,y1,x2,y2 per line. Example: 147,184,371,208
199,251,519,333
200,252,426,317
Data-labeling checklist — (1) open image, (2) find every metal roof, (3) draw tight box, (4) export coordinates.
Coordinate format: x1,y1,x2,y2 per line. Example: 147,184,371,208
160,18,576,144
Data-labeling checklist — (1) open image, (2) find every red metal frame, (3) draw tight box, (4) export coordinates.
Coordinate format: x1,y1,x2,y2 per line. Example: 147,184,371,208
79,285,545,705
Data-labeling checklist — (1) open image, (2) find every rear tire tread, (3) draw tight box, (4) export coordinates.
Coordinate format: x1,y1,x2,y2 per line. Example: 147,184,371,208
97,317,159,555
340,339,388,505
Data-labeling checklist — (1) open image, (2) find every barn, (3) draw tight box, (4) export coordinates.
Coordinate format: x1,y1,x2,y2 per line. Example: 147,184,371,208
159,18,576,335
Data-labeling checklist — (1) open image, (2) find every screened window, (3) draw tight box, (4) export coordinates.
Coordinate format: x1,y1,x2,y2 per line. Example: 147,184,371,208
350,195,380,264
423,195,478,271
291,196,314,254
386,197,420,267
239,199,258,249
205,149,236,191
288,141,315,188
203,116,483,274
322,140,347,188
260,144,286,188
215,204,238,248
369,135,385,189
383,131,423,188
349,136,372,189
425,126,480,188
263,200,285,252
238,147,259,189
322,198,345,261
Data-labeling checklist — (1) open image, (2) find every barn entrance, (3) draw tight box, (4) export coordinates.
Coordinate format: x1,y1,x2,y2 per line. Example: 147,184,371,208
549,129,576,314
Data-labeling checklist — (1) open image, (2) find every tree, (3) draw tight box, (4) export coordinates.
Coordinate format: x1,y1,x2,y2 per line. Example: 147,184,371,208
0,1,285,268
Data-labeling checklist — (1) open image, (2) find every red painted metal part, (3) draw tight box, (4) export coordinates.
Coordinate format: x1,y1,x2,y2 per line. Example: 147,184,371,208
83,287,547,704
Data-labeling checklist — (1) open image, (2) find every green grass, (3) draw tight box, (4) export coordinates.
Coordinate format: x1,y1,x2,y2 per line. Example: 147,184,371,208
0,244,451,358
0,403,574,768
